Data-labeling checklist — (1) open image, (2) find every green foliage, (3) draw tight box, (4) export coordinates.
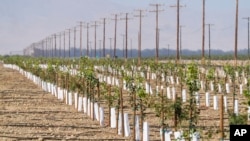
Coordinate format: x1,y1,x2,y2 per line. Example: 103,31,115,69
186,63,200,92
228,110,247,125
172,98,189,125
206,67,215,81
243,78,250,106
185,62,200,133
223,63,235,80
69,76,77,92
104,91,119,107
134,74,148,120
153,96,171,119
244,91,250,106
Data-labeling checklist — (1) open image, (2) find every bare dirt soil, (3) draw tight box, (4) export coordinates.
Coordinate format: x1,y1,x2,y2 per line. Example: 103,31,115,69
0,63,128,141
1,60,248,141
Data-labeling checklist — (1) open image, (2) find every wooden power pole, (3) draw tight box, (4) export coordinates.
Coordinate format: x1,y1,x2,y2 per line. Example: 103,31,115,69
79,21,83,57
101,18,106,58
111,14,119,58
202,0,206,63
243,17,250,60
66,29,71,58
92,21,99,58
150,4,164,63
120,13,132,61
73,26,76,58
171,0,185,63
206,24,214,60
63,31,66,58
134,9,146,65
86,23,90,57
234,0,239,66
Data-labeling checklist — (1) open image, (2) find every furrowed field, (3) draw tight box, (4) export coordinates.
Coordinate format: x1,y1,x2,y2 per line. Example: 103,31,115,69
1,56,250,141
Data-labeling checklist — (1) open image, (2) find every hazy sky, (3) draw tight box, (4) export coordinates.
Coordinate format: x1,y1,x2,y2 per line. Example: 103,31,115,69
0,0,250,55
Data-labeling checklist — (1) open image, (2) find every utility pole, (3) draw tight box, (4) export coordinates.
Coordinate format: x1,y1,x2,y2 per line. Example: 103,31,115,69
130,38,133,58
202,0,206,63
206,24,214,60
51,35,53,57
134,9,146,65
59,32,61,58
101,18,106,58
125,13,129,60
63,31,66,58
85,23,90,57
99,40,102,57
170,0,185,63
243,17,250,60
51,36,53,57
74,26,77,58
121,13,132,61
45,38,48,58
234,0,239,66
92,21,99,58
109,38,112,57
79,21,83,57
111,14,119,58
150,4,164,63
54,34,57,57
66,29,71,58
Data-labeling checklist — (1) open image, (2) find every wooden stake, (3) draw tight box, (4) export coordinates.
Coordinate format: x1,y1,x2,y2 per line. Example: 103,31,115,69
220,94,224,140
133,87,136,141
96,81,100,121
161,89,165,141
120,87,124,137
108,84,111,126
234,0,239,67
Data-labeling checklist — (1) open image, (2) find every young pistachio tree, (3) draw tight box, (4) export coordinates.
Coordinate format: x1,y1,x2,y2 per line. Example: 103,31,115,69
176,64,185,98
206,67,215,92
123,60,138,140
185,62,200,137
223,64,236,111
153,86,188,139
134,72,148,140
237,65,243,93
46,60,57,84
240,78,250,124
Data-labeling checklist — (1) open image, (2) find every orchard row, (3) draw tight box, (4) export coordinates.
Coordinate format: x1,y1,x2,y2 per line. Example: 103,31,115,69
3,56,250,140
